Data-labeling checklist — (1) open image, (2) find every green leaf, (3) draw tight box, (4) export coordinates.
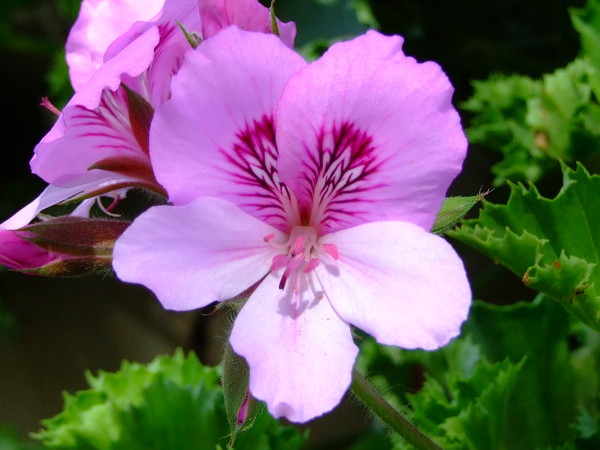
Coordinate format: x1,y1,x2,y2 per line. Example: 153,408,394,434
409,358,525,450
571,0,600,98
34,349,307,449
463,57,600,184
0,423,42,450
431,194,486,235
465,298,577,448
358,295,583,449
449,164,600,330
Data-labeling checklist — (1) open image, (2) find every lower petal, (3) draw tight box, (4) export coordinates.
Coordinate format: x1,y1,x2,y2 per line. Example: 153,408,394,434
113,197,283,311
229,272,358,423
315,221,471,350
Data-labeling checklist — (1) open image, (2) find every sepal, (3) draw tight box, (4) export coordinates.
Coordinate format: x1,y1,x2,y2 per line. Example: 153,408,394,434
18,216,130,257
2,216,131,277
176,21,202,49
23,255,113,277
222,342,261,444
431,193,487,235
122,84,154,155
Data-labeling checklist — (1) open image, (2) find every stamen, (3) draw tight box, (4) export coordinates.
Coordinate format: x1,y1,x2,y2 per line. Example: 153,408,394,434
303,258,320,273
104,195,121,212
279,272,288,290
265,226,340,290
323,243,339,260
291,235,305,255
96,197,121,217
271,254,290,270
40,97,61,116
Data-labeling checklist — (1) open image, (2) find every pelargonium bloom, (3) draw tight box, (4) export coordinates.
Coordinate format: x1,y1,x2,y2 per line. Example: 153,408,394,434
2,0,296,273
113,27,471,422
31,0,295,200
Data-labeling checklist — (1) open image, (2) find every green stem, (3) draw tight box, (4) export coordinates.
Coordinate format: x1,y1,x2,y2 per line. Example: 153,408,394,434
351,369,442,450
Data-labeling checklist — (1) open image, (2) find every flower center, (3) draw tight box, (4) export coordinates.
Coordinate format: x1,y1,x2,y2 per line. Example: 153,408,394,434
264,226,339,289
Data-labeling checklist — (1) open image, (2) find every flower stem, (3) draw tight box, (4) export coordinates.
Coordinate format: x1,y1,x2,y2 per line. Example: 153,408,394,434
351,369,442,450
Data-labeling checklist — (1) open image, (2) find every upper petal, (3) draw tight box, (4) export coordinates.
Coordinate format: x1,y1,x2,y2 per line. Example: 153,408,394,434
229,272,358,423
66,0,165,90
31,88,157,191
276,30,467,234
113,196,284,311
150,27,306,230
315,221,471,350
198,0,296,47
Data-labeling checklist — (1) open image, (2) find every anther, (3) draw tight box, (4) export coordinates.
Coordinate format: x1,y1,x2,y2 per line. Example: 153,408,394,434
323,243,339,260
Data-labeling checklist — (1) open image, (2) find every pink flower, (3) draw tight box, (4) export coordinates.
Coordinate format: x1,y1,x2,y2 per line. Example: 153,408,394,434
113,27,471,422
31,0,295,201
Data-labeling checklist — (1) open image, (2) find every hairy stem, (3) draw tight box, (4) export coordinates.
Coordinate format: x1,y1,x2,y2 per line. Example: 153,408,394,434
351,369,442,450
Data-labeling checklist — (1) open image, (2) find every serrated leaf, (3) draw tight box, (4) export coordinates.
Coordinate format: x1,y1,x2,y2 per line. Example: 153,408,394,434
449,164,600,330
408,357,525,450
33,349,306,449
463,56,600,185
465,298,578,448
571,0,600,98
357,296,582,449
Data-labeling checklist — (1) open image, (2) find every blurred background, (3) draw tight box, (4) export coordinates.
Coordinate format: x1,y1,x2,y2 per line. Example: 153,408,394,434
0,0,587,447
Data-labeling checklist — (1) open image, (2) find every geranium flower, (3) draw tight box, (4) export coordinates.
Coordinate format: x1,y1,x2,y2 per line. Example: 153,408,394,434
31,0,295,200
1,0,296,273
113,27,471,422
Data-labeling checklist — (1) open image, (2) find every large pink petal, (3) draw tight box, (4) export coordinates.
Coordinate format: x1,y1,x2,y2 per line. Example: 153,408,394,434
276,30,467,234
113,197,284,311
230,272,358,423
67,0,164,91
198,0,296,47
315,221,471,350
150,27,306,230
